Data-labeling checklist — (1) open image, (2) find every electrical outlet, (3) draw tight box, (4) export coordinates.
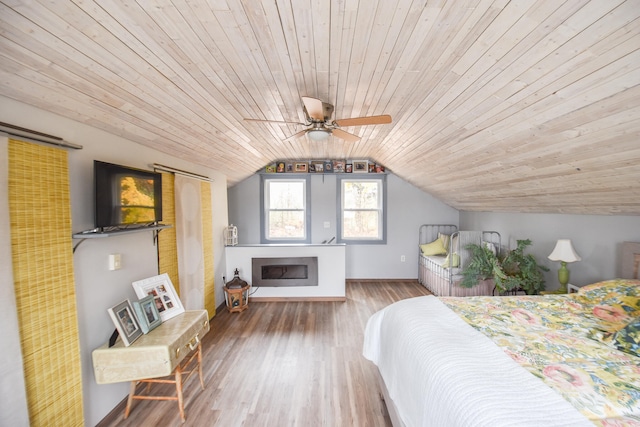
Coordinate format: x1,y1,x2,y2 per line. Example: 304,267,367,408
401,255,405,262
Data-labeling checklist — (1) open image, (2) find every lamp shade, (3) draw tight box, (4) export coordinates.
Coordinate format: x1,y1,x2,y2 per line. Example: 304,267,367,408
548,239,581,263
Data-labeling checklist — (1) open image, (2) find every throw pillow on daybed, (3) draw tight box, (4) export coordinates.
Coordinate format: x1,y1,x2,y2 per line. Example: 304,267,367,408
441,253,460,268
420,238,447,256
438,232,450,250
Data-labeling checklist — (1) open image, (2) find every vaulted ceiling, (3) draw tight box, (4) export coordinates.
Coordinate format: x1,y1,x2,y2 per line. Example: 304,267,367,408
1,1,639,215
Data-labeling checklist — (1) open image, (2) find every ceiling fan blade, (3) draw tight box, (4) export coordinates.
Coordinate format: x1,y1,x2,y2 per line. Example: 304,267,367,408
244,118,306,125
283,130,308,141
332,128,361,143
334,115,392,127
301,96,325,121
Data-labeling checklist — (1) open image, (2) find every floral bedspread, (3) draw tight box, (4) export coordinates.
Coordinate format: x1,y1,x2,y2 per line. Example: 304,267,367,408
441,279,640,426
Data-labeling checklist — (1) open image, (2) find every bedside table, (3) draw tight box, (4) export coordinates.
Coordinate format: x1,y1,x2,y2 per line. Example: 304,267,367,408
567,283,580,293
540,283,576,295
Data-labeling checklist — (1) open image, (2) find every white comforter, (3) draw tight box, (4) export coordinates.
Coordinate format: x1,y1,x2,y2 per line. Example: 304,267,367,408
362,296,593,427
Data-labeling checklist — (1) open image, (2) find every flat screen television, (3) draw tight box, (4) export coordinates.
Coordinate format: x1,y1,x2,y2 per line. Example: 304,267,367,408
94,160,163,229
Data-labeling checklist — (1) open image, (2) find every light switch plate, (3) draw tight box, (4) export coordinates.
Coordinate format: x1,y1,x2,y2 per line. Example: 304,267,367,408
108,253,122,271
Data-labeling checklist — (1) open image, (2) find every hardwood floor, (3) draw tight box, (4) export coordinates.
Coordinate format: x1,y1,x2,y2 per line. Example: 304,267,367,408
96,280,431,427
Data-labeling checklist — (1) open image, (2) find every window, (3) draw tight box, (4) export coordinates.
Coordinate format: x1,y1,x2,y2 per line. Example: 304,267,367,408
261,175,310,243
337,175,386,244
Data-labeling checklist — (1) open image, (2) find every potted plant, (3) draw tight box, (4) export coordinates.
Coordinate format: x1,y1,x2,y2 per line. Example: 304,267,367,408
460,239,549,295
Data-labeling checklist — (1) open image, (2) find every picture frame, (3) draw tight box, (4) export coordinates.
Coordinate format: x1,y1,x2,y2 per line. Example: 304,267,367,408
132,273,185,322
333,160,345,173
368,163,376,173
353,161,368,173
311,161,324,173
265,164,277,173
323,160,333,173
294,162,308,173
276,162,286,173
107,299,143,346
345,163,353,173
285,162,294,173
132,295,162,334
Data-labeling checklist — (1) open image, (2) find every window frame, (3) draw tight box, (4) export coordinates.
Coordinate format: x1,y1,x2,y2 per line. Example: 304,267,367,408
260,174,311,244
336,175,387,245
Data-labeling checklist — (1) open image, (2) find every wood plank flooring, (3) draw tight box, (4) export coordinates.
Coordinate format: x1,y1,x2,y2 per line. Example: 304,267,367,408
96,280,431,427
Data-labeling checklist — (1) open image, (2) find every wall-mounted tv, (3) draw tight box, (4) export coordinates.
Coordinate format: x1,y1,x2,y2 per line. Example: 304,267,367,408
94,160,163,230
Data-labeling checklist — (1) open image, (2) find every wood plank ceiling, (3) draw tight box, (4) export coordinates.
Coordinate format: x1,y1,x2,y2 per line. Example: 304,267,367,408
1,0,639,215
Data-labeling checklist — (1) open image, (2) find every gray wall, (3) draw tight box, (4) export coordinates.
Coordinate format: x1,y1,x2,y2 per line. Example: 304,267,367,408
461,212,640,291
230,170,640,289
0,137,29,426
228,172,459,278
1,96,230,426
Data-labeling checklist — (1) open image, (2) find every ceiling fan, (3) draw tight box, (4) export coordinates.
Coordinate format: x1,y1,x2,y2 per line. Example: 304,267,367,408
244,96,392,142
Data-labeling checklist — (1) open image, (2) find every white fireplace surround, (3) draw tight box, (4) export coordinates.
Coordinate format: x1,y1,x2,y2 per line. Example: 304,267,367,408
225,244,346,301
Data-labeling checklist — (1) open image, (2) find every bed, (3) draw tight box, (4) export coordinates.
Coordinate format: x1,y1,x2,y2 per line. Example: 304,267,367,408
363,279,640,427
418,224,501,296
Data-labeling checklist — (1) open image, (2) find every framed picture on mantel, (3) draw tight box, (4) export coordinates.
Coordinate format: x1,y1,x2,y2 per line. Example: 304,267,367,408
353,160,368,173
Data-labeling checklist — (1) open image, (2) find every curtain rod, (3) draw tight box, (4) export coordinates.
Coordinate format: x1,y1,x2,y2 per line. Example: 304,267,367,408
0,121,83,149
153,163,213,182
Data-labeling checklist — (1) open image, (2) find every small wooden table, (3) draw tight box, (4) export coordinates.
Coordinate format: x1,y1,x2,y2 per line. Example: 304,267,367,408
92,310,209,421
125,341,203,422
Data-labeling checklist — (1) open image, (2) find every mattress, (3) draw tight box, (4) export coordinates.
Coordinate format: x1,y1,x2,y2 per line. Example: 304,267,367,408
363,295,603,426
420,254,461,278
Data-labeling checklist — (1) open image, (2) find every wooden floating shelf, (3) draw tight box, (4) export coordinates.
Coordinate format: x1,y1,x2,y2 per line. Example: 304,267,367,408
72,224,172,239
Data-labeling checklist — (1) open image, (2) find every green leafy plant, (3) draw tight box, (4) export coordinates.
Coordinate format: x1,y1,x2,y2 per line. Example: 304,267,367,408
460,239,549,295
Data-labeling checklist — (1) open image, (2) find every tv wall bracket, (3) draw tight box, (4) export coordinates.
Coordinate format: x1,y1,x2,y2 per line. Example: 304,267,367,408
71,224,172,253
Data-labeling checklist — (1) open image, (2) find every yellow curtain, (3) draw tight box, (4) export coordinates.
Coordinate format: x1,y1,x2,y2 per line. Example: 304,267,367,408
201,181,216,317
8,139,84,426
158,172,180,294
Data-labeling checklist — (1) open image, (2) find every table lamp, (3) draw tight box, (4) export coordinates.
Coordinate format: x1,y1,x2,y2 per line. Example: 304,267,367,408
547,239,581,293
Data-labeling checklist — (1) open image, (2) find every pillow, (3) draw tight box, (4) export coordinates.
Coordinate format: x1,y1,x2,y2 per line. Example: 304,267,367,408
420,238,447,256
483,241,497,255
611,317,640,357
587,299,639,346
438,233,450,251
441,253,460,268
451,234,459,251
578,279,640,297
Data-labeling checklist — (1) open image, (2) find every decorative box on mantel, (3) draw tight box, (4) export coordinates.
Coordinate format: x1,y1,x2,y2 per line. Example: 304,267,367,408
223,269,250,313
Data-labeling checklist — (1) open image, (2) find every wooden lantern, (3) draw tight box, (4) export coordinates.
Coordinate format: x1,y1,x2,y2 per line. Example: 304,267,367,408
223,269,250,313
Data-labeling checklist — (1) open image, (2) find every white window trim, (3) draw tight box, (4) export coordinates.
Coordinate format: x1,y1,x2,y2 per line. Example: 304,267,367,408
336,175,387,244
260,175,311,244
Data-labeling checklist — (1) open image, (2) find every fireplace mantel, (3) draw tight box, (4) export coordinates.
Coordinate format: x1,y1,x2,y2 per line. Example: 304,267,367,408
225,244,346,301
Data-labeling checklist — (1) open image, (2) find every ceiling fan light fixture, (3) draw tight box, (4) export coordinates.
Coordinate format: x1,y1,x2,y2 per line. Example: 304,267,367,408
307,128,331,141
